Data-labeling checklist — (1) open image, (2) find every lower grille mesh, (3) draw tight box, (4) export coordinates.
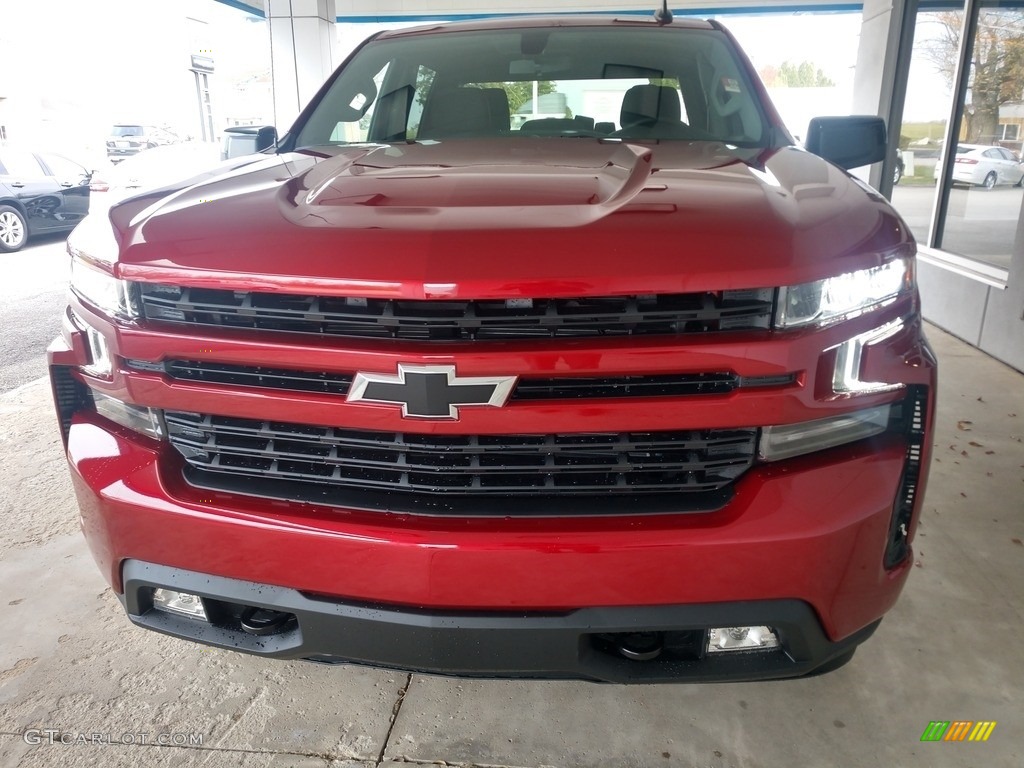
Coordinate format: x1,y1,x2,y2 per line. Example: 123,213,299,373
167,411,757,511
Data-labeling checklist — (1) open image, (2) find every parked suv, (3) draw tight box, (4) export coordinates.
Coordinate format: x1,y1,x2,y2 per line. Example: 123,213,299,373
50,15,935,682
105,124,177,161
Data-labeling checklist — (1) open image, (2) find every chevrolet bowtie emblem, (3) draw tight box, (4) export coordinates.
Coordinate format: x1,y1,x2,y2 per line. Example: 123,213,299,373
347,364,517,419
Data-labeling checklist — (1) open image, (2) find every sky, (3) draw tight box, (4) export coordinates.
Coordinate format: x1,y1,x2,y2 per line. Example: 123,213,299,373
0,0,270,161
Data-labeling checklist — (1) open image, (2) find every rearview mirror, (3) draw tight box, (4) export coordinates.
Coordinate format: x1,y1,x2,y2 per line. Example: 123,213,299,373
805,116,887,171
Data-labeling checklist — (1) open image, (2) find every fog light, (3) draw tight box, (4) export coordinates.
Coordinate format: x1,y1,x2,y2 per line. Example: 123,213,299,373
152,589,208,621
707,626,779,653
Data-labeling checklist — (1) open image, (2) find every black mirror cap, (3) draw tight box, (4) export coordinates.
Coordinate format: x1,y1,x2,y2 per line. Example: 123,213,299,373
255,125,278,152
805,116,887,171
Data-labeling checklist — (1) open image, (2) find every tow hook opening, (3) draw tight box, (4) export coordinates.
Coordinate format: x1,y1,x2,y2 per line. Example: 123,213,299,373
147,587,297,637
240,606,297,636
614,632,664,661
592,626,782,663
592,630,703,663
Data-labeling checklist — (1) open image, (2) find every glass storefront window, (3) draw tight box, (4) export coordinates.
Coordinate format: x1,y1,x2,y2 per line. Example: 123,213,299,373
893,3,1024,273
938,5,1024,270
891,11,962,245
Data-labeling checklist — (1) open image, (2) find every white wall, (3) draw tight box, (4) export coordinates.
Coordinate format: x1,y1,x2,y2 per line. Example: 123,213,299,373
331,0,857,20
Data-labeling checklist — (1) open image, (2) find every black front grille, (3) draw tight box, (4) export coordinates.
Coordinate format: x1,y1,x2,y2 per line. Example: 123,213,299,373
138,284,773,341
513,373,737,399
161,360,354,396
167,411,757,515
128,359,797,401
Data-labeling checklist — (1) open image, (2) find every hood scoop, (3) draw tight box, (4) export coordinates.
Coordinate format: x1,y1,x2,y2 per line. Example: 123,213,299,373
282,141,655,230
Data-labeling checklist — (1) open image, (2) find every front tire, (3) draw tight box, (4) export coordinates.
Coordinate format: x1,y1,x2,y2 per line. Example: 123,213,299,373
0,205,28,253
983,171,997,189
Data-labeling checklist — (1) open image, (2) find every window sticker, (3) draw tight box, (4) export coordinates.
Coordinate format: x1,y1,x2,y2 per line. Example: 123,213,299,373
721,77,742,94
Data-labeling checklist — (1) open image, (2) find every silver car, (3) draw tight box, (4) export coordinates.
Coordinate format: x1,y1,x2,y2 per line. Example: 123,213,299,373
936,143,1024,189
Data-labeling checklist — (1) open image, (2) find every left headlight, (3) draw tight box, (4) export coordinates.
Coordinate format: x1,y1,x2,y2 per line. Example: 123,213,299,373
67,215,138,319
775,257,914,329
69,257,137,319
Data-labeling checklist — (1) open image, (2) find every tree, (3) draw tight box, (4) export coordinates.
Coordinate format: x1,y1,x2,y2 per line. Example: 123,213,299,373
486,81,556,115
923,11,1024,143
414,70,554,114
758,61,835,88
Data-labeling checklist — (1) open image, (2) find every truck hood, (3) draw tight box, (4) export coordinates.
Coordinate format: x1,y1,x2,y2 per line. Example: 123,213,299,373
108,140,911,298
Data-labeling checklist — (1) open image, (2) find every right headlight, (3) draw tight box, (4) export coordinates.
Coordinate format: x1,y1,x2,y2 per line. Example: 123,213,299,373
775,257,914,329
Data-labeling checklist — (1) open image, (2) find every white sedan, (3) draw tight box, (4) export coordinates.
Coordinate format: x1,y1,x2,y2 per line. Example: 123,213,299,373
936,144,1024,189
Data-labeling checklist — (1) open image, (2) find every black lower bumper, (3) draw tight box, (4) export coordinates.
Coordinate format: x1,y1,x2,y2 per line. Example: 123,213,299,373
121,560,878,683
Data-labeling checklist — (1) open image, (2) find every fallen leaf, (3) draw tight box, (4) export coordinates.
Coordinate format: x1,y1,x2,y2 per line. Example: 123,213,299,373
986,472,994,477
960,492,967,497
1009,413,1018,417
985,450,995,455
969,441,983,447
1012,538,1023,546
977,396,985,403
914,560,923,568
961,450,969,457
957,420,973,431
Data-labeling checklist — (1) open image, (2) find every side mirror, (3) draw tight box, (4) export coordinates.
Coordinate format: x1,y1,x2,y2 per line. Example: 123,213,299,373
805,116,887,171
255,126,278,152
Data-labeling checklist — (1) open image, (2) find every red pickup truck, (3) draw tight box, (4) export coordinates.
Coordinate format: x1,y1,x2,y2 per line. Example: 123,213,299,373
49,15,935,682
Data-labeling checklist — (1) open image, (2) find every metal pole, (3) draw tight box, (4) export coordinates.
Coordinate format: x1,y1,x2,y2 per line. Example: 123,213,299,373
930,0,980,249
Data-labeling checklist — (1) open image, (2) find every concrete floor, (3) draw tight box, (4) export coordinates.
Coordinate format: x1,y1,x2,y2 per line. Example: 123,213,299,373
0,325,1021,768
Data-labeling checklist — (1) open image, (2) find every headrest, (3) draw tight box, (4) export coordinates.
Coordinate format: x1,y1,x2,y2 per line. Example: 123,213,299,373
620,85,681,127
419,87,508,138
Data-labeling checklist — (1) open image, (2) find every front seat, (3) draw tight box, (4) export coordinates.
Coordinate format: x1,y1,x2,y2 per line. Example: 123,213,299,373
614,84,692,139
418,87,509,139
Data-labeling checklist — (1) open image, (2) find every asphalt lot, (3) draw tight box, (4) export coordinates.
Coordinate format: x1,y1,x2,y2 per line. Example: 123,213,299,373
890,184,1023,271
0,228,1021,767
0,233,72,394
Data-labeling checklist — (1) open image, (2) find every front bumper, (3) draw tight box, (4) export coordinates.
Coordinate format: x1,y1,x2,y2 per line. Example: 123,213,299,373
50,296,937,681
123,560,877,682
63,405,916,641
106,146,144,158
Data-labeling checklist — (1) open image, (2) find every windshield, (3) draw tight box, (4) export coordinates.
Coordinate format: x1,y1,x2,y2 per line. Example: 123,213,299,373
294,25,770,148
112,126,145,137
